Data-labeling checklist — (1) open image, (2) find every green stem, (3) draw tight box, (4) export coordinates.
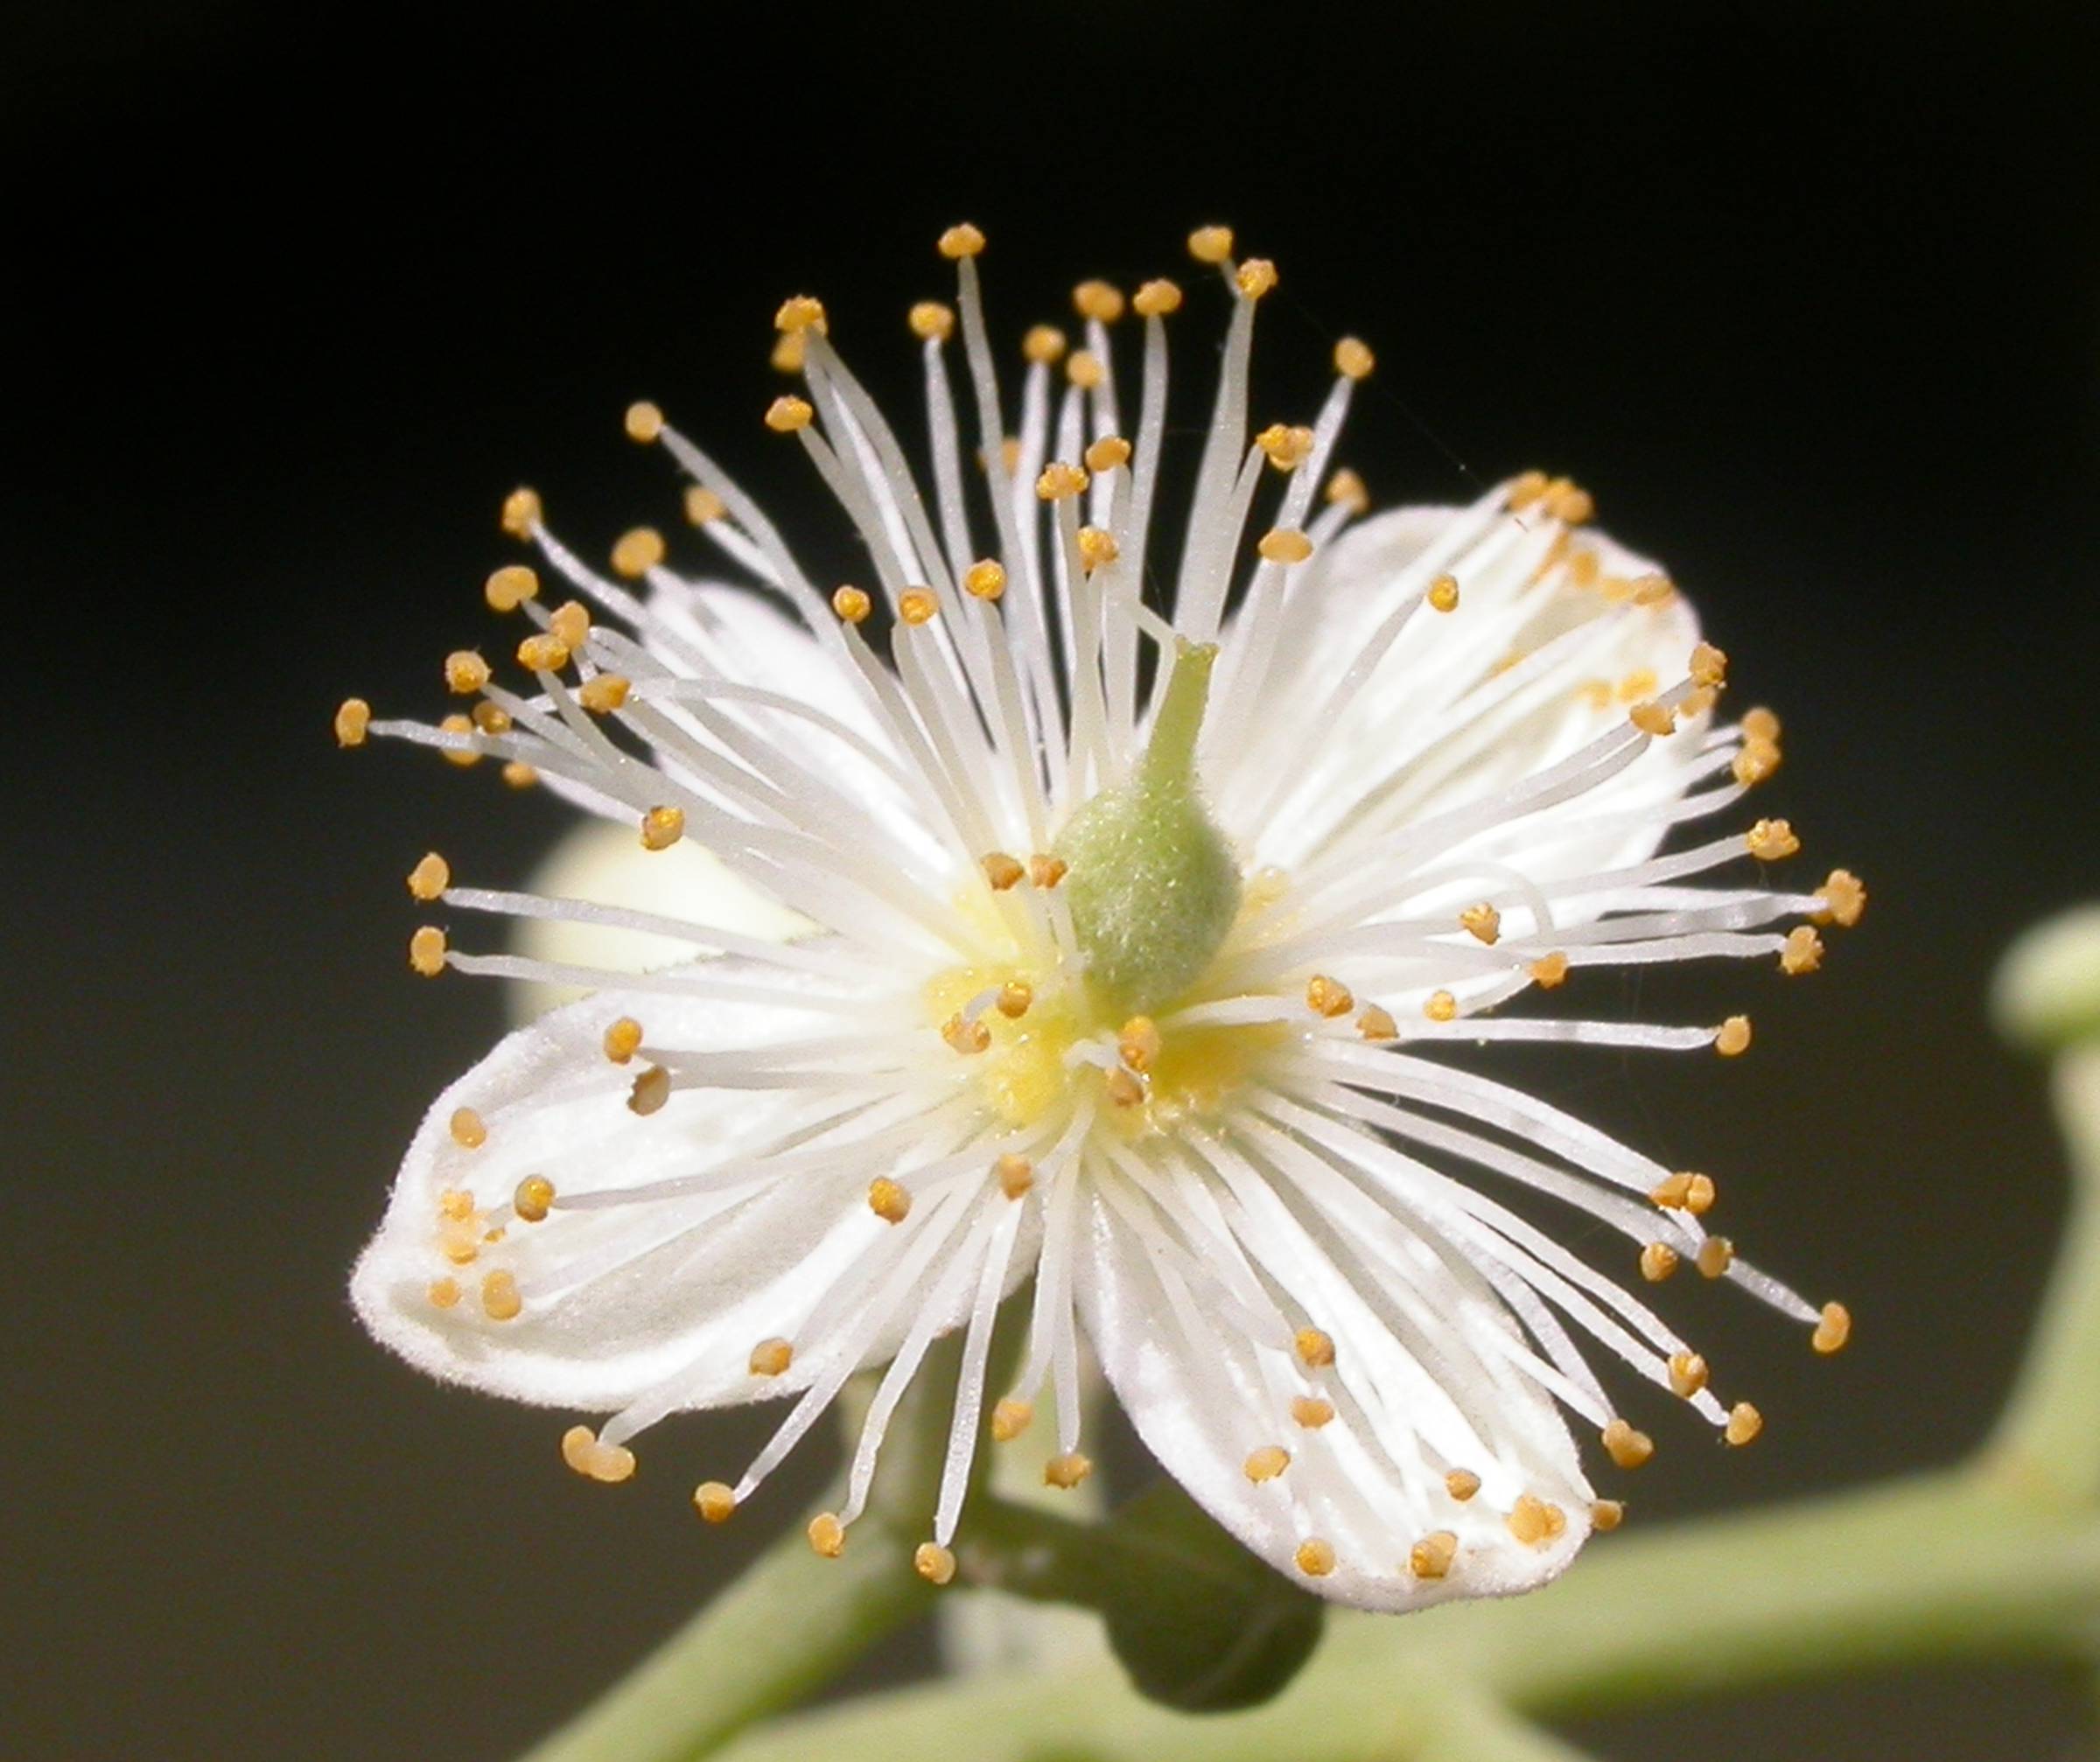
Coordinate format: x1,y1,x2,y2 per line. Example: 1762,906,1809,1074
713,1472,2100,1762
522,1501,934,1762
1988,1045,2100,1505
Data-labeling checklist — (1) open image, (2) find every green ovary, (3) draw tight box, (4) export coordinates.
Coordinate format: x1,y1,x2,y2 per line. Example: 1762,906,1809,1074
1055,643,1242,1019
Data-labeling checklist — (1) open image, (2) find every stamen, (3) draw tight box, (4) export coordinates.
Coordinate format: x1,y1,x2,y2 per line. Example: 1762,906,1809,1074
1428,575,1460,613
561,1425,636,1484
1813,1302,1852,1354
427,1277,459,1309
1669,1351,1711,1398
448,1107,486,1149
980,851,1025,891
1714,1016,1753,1057
480,1269,522,1321
1044,1451,1093,1489
1306,975,1354,1018
334,698,371,746
1356,1004,1398,1042
869,1178,912,1223
808,1513,846,1556
1746,818,1800,860
1698,1237,1736,1279
1814,870,1868,927
627,1066,671,1115
1257,528,1313,564
409,926,446,977
749,1339,794,1377
1084,435,1131,472
1293,1538,1335,1577
990,1399,1032,1442
624,401,664,444
514,1176,555,1223
994,1154,1034,1199
640,806,686,851
1459,902,1502,945
996,982,1032,1018
408,853,450,901
914,1542,957,1585
764,396,815,433
1652,1172,1717,1213
1244,1445,1291,1482
1725,1402,1763,1446
1291,1395,1335,1428
610,528,666,579
1530,952,1571,988
684,486,725,525
1601,1419,1655,1469
604,1017,643,1064
1187,225,1235,263
1640,1242,1680,1283
937,223,986,259
1294,1327,1337,1368
693,1481,737,1523
1131,278,1183,316
1446,1469,1481,1500
500,487,542,538
1333,338,1376,380
1591,1500,1626,1532
908,301,955,340
1410,1531,1458,1579
1117,1017,1162,1072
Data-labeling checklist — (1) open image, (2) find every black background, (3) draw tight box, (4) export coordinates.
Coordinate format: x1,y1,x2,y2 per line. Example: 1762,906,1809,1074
8,4,2100,1758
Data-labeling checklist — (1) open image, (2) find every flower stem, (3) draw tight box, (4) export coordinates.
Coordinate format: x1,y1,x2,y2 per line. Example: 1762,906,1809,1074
1986,1045,2100,1505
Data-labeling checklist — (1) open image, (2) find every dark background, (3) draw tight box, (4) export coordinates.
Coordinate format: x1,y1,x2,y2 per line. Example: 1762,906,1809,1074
7,3,2100,1758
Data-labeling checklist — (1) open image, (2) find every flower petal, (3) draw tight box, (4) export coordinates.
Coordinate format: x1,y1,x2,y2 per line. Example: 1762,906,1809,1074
1071,1129,1595,1612
351,965,990,1414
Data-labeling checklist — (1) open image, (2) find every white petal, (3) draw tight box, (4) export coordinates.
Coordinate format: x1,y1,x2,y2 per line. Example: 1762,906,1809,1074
1071,1133,1594,1613
351,965,979,1414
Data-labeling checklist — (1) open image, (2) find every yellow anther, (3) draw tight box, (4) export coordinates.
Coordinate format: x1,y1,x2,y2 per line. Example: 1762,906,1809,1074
485,563,540,613
1077,527,1119,572
427,1277,460,1309
808,1512,846,1557
1427,574,1460,613
1291,1395,1335,1429
914,1542,958,1586
942,1012,991,1055
1641,1242,1681,1283
1044,1451,1094,1489
1682,686,1718,719
1073,279,1125,323
908,300,956,341
1067,350,1105,389
578,674,631,714
1256,423,1315,471
1590,1499,1627,1533
604,525,662,580
410,926,447,977
1035,461,1088,501
1244,1445,1291,1483
980,851,1025,891
1022,324,1068,365
472,702,514,737
480,1269,522,1321
1029,853,1068,889
444,650,491,696
994,1153,1034,1199
1689,642,1728,689
996,982,1032,1019
693,1481,737,1523
869,1178,912,1224
684,485,726,526
438,1189,475,1221
598,1019,643,1068
769,331,807,374
1508,1494,1565,1547
624,400,664,444
1187,225,1235,264
1698,1235,1736,1280
774,294,828,334
1648,1171,1713,1214
1530,952,1571,989
764,395,814,434
500,486,543,539
990,1398,1033,1442
435,711,479,766
333,696,372,748
561,1424,636,1484
549,601,591,652
748,1338,794,1377
1746,818,1800,861
407,852,451,903
1780,925,1825,975
1424,990,1459,1023
1726,1402,1764,1446
1104,1066,1146,1108
1714,1015,1753,1058
627,1065,672,1115
513,1175,555,1224
1410,1531,1459,1580
1733,736,1783,787
1503,471,1550,511
1741,706,1782,743
1117,1016,1163,1073
1602,1419,1656,1470
1084,435,1132,473
1633,574,1676,607
1813,1301,1852,1355
1236,258,1278,298
1304,975,1354,1019
637,805,686,853
1132,277,1184,317
1295,1327,1337,1369
999,437,1022,473
1334,336,1376,380
501,759,538,789
899,588,940,626
1293,1538,1335,1577
448,1107,486,1150
1324,467,1369,513
963,559,1007,601
1257,528,1314,565
1669,1351,1712,1399
1813,869,1867,928
1356,1003,1398,1043
513,633,567,675
1628,699,1676,737
824,584,872,626
937,222,986,259
1459,903,1502,945
1544,479,1594,524
1566,550,1602,592
1445,1468,1481,1501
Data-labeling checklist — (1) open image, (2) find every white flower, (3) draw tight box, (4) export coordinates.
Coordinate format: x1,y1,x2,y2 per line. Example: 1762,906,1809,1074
345,223,1865,1612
